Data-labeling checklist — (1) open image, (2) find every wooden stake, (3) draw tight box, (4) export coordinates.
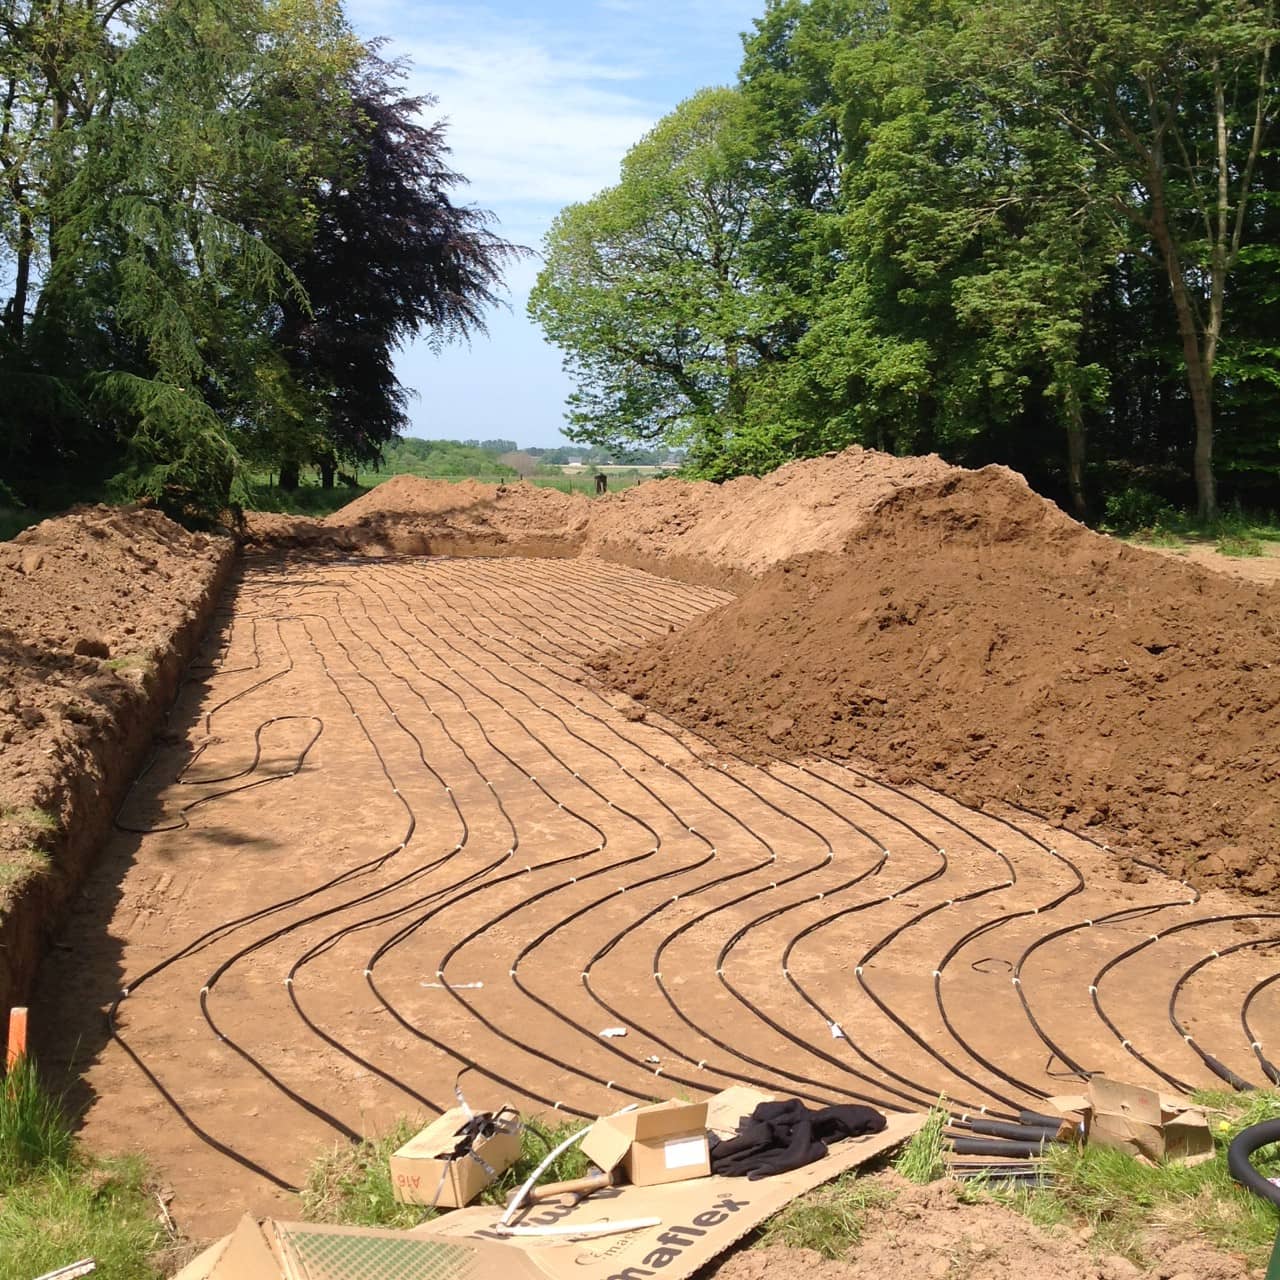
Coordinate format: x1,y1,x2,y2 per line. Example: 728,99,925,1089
6,1005,28,1071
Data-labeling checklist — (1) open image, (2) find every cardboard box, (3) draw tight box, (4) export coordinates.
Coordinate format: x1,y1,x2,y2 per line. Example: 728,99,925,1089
1048,1078,1213,1165
390,1105,523,1207
581,1100,711,1186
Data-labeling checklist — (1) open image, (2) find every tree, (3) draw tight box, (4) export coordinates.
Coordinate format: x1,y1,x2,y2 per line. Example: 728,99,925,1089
529,87,778,474
966,0,1277,518
269,52,520,489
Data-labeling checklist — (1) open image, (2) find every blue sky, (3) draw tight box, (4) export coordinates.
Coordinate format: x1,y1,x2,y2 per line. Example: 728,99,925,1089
342,0,762,447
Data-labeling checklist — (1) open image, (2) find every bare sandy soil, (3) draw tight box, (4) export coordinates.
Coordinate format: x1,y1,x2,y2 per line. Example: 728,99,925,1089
32,554,1274,1263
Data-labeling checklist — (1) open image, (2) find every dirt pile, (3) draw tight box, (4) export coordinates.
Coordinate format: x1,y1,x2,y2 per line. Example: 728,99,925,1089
243,448,959,585
582,448,957,584
0,506,232,1011
244,474,590,558
600,468,1280,894
712,1177,1251,1280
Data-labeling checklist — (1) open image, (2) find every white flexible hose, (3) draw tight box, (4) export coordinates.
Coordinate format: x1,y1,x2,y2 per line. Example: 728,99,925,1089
499,1103,639,1226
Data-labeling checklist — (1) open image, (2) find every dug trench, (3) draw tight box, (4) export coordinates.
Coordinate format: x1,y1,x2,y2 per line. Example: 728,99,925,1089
0,450,1274,1254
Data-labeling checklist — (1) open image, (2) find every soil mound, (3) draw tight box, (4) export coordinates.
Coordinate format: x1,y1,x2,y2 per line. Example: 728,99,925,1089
581,447,956,584
244,475,590,557
246,447,959,586
0,505,232,1009
600,468,1280,894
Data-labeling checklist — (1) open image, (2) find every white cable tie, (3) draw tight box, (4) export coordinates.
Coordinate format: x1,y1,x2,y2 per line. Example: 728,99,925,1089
1085,919,1093,927
715,967,724,977
946,899,954,907
1252,1041,1263,1051
1211,950,1220,959
888,893,897,901
572,772,579,779
445,785,452,793
553,1101,563,1110
782,968,790,977
363,968,373,977
1006,880,1015,888
570,877,577,885
283,977,293,987
1184,1033,1193,1043
1012,976,1022,986
1121,1040,1132,1050
938,849,946,856
932,970,942,979
770,881,777,889
1149,934,1160,943
581,972,589,983
855,966,864,977
1088,984,1098,996
979,1105,989,1115
120,987,130,999
618,885,626,894
199,986,210,996
392,788,400,796
653,972,662,981
654,1067,663,1077
817,891,825,900
606,1081,615,1089
671,894,679,902
883,850,891,858
696,1060,707,1070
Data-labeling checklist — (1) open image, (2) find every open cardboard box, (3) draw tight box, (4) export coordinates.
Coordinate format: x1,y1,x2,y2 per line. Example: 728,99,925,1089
1048,1077,1213,1165
390,1104,523,1207
581,1099,711,1187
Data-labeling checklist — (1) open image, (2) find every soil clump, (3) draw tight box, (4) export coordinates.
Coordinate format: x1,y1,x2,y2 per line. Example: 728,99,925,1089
599,467,1280,895
0,505,232,1012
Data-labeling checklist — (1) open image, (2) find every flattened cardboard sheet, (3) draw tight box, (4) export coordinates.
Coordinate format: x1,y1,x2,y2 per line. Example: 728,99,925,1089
416,1111,922,1280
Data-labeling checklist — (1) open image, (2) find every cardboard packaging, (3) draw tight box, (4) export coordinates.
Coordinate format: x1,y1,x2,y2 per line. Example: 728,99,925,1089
581,1099,712,1186
1048,1077,1213,1165
390,1105,522,1207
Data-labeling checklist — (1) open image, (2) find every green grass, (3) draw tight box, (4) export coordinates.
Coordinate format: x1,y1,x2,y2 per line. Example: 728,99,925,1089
0,846,52,893
755,1171,895,1258
0,1056,168,1278
983,1089,1280,1269
302,1114,591,1230
893,1100,948,1184
0,804,58,832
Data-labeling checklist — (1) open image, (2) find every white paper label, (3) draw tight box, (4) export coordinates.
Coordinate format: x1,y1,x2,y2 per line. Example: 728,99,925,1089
662,1137,706,1170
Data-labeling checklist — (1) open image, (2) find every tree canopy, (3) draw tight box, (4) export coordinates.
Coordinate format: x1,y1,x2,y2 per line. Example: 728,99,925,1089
532,0,1279,519
1,0,518,522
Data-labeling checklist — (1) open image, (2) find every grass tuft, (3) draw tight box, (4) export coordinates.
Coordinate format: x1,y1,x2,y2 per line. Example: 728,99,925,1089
302,1119,426,1230
893,1101,949,1184
0,805,58,832
1216,532,1265,557
0,1055,75,1179
0,1056,166,1277
756,1171,895,1257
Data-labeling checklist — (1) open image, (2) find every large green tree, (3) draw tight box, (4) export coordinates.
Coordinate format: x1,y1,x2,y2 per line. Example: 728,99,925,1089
961,0,1277,518
530,87,783,475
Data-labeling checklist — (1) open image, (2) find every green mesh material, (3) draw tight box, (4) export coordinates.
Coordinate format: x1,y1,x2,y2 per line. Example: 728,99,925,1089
280,1227,479,1280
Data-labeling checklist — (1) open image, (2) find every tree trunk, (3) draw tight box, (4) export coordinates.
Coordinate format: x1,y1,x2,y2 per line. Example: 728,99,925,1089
6,204,31,339
278,460,300,491
1150,193,1218,521
318,455,335,489
1065,408,1087,522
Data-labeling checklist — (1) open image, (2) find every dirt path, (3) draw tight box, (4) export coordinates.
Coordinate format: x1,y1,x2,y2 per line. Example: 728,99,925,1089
1147,538,1280,586
35,555,1276,1242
